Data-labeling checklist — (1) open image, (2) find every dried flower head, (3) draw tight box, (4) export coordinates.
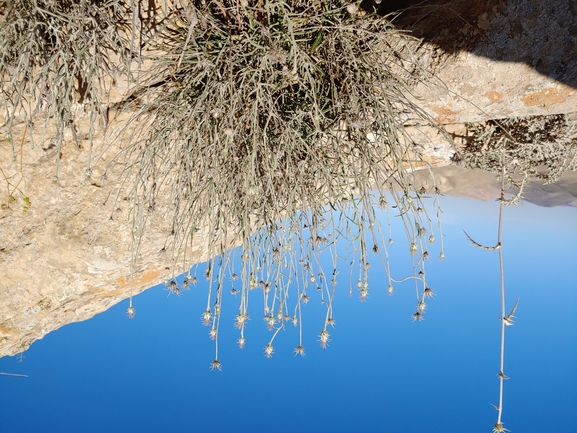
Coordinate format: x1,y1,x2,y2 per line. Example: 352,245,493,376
412,311,424,322
492,422,509,433
210,359,222,371
292,316,298,326
202,310,212,326
319,330,330,348
387,285,394,296
264,343,274,358
265,315,275,330
238,337,246,349
127,306,136,319
209,329,217,340
410,242,418,254
424,287,434,298
327,317,336,327
302,294,309,304
235,313,248,329
417,301,426,312
294,345,305,356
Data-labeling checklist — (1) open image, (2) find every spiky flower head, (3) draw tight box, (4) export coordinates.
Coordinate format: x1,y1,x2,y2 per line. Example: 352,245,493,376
412,311,424,322
417,301,426,312
264,343,274,358
493,422,508,433
167,280,179,294
238,337,246,349
319,330,330,348
202,310,211,326
209,329,217,340
294,345,305,357
292,316,298,326
127,306,136,319
210,359,222,371
235,313,249,329
327,317,336,327
424,287,434,298
264,315,275,330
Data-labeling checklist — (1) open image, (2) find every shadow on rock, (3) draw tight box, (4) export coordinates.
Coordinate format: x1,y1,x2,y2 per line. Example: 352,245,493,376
362,0,577,89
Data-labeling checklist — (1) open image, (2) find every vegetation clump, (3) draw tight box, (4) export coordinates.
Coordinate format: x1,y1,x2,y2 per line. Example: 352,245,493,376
1,1,444,364
114,1,444,365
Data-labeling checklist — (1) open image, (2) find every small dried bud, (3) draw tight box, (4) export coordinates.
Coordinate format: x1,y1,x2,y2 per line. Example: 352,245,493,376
347,3,359,15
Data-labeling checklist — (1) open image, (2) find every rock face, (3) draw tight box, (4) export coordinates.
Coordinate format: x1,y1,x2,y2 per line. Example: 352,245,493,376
1,0,576,358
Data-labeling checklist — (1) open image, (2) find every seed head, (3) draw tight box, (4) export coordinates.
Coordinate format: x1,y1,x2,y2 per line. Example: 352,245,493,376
264,343,274,358
417,301,426,312
492,422,509,433
127,306,135,318
424,287,434,298
265,315,275,330
387,285,394,296
238,337,246,348
210,360,222,371
202,310,211,326
294,345,305,357
209,329,217,340
360,288,368,302
412,311,424,322
235,313,248,329
319,330,330,348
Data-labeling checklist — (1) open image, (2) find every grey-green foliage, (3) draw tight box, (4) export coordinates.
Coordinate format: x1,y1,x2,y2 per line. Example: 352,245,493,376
0,0,132,171
457,114,577,186
122,0,436,268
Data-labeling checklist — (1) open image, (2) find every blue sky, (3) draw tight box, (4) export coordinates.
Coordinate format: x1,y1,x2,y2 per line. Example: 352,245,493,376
1,195,576,433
